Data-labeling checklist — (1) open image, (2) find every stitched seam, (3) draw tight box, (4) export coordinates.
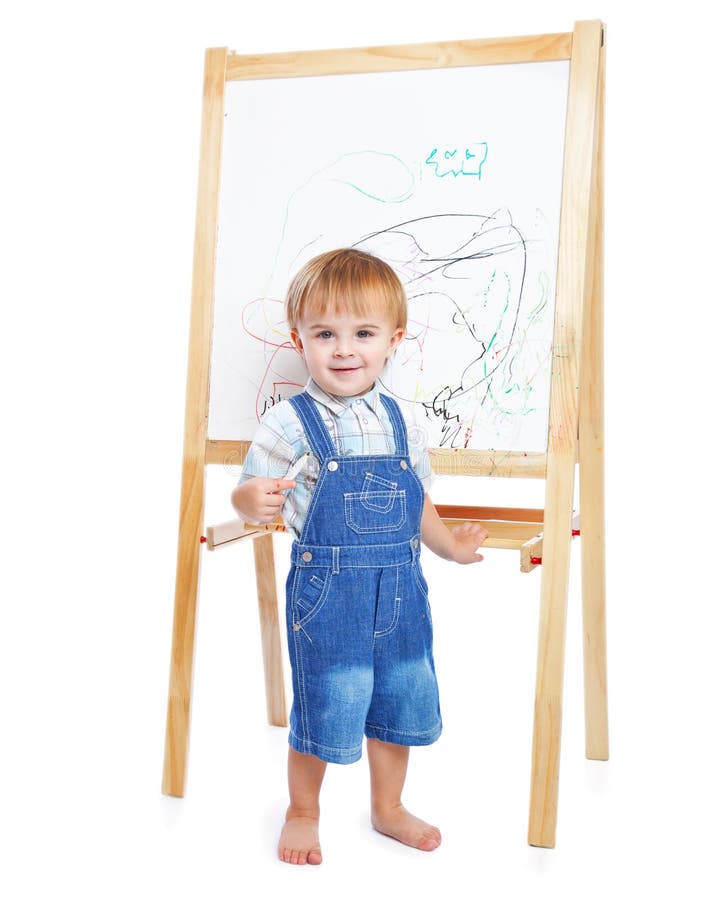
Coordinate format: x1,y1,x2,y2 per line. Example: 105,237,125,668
345,493,406,533
361,472,398,494
288,731,363,758
364,722,441,738
294,574,324,613
292,609,310,744
374,596,401,638
411,560,429,601
291,392,335,458
379,394,407,456
374,567,401,638
294,568,333,629
359,492,396,512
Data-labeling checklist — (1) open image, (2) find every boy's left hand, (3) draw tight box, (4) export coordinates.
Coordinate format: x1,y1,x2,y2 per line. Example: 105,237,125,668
449,522,489,563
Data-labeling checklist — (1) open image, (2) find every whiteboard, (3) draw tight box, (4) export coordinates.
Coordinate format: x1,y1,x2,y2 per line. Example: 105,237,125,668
208,60,570,452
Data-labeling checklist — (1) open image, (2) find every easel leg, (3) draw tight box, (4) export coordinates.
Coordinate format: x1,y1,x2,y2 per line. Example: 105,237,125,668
161,47,228,798
252,534,288,726
162,465,205,797
528,455,575,848
528,20,604,847
579,37,608,762
579,461,608,761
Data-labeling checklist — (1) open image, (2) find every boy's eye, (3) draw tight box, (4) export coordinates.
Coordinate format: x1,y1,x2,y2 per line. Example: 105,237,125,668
317,331,333,339
357,330,373,338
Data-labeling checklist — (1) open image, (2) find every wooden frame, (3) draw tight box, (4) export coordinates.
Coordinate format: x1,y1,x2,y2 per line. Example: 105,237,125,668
528,21,607,847
162,21,607,850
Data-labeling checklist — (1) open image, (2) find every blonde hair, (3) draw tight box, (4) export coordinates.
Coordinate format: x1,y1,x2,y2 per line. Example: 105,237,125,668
285,248,407,331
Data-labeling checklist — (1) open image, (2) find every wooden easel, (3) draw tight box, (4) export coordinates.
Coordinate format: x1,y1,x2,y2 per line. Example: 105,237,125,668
162,21,607,849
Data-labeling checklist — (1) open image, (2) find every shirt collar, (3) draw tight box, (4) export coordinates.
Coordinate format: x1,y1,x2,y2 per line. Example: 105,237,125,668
305,377,383,416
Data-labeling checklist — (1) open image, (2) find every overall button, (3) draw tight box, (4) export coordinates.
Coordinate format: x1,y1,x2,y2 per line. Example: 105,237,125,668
327,460,338,471
412,538,419,548
301,551,313,562
400,460,408,470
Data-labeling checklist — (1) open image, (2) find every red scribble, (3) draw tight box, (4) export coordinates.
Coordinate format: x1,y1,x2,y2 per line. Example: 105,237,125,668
240,296,303,420
255,341,303,421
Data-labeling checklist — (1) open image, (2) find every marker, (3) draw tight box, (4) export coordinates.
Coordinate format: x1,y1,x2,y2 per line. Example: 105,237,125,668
284,452,311,483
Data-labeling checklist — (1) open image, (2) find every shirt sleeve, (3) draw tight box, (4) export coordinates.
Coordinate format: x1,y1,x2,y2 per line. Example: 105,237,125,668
405,412,435,493
412,446,435,493
238,402,302,484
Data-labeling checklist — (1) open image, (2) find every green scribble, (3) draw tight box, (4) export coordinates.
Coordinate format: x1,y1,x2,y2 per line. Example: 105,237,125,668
482,271,540,417
268,150,416,281
528,271,550,323
425,142,489,179
326,151,415,202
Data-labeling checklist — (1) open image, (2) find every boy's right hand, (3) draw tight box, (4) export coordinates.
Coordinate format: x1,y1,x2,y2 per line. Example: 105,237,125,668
231,477,296,524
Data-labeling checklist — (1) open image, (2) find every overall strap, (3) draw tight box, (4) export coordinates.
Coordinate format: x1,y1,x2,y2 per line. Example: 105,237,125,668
379,393,409,457
288,392,336,460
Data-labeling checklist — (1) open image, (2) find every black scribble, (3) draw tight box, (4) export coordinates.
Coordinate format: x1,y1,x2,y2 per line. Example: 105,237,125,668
360,211,535,444
426,386,463,447
260,392,284,417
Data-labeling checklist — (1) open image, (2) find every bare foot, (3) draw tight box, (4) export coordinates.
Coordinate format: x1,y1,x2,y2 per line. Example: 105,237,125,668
371,804,441,851
278,814,323,865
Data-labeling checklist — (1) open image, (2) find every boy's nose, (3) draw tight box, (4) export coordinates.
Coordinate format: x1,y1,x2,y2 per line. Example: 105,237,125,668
334,341,354,357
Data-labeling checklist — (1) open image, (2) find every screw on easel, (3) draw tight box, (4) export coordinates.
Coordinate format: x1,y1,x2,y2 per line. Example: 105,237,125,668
531,528,581,565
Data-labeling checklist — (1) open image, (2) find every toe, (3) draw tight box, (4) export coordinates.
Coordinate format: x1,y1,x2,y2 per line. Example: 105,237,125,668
418,828,442,851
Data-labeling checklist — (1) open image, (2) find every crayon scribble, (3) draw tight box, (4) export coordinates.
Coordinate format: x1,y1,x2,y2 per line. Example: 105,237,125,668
425,142,488,179
235,149,555,450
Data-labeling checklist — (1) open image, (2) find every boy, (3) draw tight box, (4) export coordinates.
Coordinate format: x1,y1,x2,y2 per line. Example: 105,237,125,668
231,248,488,865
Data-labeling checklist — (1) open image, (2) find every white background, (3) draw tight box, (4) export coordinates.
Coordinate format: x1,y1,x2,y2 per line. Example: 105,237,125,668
1,2,717,898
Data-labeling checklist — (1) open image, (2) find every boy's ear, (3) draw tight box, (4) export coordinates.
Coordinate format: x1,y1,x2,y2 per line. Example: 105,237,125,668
290,329,304,354
388,327,405,352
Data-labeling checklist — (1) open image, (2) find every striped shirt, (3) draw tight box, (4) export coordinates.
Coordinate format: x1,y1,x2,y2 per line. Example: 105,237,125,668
239,378,433,538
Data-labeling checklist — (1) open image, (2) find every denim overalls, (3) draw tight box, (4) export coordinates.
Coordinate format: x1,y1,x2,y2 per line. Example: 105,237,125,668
285,390,442,764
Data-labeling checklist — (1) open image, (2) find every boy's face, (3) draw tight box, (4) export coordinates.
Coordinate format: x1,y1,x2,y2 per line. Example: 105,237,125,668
291,310,404,397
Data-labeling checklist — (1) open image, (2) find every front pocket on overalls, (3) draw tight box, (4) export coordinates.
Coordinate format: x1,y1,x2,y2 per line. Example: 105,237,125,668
291,567,332,627
344,490,407,534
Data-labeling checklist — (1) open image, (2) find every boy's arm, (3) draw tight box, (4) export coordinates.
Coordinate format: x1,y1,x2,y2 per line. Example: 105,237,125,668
230,400,300,524
420,494,488,564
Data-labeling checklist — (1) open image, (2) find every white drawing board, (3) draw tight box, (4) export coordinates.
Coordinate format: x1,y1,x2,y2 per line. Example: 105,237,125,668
208,60,570,452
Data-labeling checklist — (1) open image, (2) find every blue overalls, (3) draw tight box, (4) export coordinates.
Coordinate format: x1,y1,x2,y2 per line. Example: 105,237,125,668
286,390,442,764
